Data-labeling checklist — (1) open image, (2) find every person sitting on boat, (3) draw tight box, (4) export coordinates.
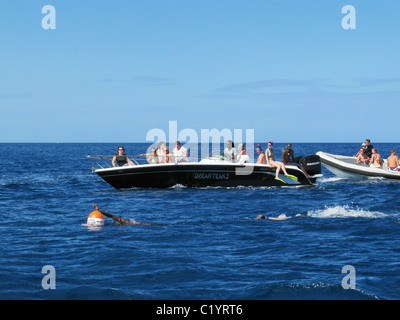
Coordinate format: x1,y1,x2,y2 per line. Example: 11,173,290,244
156,142,167,163
238,143,247,156
172,141,189,163
256,144,266,164
355,147,370,165
140,148,158,164
281,143,295,165
165,146,172,163
265,140,297,181
236,143,249,163
112,146,135,167
387,149,400,171
354,144,365,157
370,148,383,168
224,140,237,162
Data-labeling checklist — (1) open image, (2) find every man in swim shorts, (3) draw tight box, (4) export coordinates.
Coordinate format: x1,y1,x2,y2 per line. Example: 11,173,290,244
387,149,400,171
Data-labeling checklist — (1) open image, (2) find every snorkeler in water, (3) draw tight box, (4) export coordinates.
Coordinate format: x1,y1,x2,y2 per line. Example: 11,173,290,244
256,213,291,220
93,204,150,226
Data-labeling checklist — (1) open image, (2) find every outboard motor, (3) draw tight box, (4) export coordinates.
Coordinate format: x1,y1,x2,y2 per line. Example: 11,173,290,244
299,155,321,176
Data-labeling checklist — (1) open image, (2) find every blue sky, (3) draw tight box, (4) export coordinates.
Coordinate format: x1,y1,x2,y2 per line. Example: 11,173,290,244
0,0,399,142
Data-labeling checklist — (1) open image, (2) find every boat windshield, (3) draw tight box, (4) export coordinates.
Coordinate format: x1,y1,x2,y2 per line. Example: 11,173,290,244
209,150,225,160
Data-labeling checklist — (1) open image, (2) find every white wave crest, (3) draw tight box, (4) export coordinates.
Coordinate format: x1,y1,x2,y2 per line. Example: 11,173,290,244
319,176,344,183
308,205,387,219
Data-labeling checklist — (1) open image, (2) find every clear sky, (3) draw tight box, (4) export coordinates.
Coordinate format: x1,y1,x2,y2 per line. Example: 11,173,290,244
0,0,399,143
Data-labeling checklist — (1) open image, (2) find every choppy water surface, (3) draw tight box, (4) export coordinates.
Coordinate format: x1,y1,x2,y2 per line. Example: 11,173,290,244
1,143,399,300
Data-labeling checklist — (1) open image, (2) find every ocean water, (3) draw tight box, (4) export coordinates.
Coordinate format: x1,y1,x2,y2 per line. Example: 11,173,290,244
1,142,400,300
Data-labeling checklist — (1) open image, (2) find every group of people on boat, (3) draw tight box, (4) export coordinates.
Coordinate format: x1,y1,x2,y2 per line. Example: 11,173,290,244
112,140,303,181
354,139,400,171
112,141,189,167
255,141,299,181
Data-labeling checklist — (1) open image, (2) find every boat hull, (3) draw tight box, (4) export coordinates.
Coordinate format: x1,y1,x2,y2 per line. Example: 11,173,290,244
94,162,319,189
317,151,400,180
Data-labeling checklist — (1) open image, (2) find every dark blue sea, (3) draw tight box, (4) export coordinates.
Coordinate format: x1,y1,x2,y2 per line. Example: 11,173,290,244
1,143,400,301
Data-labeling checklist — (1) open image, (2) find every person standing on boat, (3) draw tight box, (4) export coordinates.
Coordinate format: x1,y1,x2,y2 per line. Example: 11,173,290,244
364,139,374,158
172,141,189,163
112,146,135,167
224,140,237,162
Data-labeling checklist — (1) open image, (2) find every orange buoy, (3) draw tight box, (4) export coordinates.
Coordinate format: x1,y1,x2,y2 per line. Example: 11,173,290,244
87,209,104,227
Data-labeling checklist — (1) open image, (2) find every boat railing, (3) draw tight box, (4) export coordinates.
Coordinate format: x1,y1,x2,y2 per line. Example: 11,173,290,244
86,155,152,169
86,153,251,170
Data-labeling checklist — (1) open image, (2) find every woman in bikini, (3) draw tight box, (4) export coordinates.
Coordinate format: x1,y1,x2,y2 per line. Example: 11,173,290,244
265,141,297,181
370,148,383,168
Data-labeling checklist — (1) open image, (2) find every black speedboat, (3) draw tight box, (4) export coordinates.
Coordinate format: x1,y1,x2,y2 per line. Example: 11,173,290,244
88,153,322,189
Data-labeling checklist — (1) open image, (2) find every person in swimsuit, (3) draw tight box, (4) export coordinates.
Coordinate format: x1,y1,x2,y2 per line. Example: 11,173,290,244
387,149,400,171
112,146,135,167
355,147,370,165
140,148,158,164
93,204,150,226
256,144,266,164
370,148,383,168
156,142,167,163
265,141,297,181
255,213,291,220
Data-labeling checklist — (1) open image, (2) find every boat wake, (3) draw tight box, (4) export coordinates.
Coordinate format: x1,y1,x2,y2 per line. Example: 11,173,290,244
318,176,344,183
308,205,387,219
